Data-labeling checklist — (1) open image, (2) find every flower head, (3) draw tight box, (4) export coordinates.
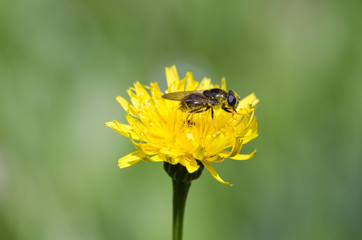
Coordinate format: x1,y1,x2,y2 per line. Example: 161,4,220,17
106,65,259,185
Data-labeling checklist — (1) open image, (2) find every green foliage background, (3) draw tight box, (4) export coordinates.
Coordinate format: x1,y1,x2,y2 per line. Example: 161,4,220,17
1,0,361,239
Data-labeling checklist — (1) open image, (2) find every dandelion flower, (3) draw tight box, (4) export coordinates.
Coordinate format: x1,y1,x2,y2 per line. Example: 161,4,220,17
105,65,258,185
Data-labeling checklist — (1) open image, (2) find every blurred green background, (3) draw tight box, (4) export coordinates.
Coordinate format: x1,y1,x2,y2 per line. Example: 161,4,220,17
1,0,362,239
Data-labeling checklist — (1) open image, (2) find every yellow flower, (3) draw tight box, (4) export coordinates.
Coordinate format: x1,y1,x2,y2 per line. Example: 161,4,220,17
105,65,259,185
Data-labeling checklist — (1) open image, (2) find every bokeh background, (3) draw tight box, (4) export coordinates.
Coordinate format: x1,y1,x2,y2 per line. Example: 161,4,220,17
1,0,362,239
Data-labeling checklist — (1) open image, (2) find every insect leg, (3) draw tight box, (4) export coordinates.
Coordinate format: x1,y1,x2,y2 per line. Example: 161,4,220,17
184,106,208,127
188,106,208,113
221,107,233,113
222,107,242,122
208,107,217,134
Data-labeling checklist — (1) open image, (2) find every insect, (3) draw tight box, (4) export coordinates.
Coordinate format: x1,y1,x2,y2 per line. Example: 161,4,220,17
162,88,240,120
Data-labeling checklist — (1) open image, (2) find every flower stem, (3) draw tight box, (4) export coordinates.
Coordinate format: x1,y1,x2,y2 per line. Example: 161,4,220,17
172,179,191,240
164,161,204,240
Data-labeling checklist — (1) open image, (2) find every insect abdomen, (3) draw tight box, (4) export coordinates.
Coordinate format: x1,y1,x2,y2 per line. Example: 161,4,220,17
180,101,207,110
179,94,209,112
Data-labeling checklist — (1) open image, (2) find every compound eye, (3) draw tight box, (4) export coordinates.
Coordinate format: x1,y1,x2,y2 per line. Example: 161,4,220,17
228,93,236,106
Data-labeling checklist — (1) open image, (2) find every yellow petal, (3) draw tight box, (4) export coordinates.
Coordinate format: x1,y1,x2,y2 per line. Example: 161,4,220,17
240,118,258,144
184,157,200,173
237,93,259,111
125,112,143,129
116,96,139,117
140,145,161,155
134,82,150,99
207,134,223,156
221,77,226,90
150,82,163,99
219,139,243,158
177,76,187,92
207,155,224,162
118,151,144,168
202,161,232,186
126,89,140,109
166,65,180,89
150,154,165,162
198,77,212,89
193,145,205,160
115,96,129,111
105,120,140,140
230,149,257,160
185,72,199,91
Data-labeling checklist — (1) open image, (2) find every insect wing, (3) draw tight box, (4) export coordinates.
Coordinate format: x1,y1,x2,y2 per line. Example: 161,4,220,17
162,91,203,101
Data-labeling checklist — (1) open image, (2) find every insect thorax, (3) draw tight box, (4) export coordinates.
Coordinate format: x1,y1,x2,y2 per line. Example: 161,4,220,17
203,89,228,106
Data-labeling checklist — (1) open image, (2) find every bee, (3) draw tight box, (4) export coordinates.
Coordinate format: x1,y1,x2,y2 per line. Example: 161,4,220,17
162,88,240,120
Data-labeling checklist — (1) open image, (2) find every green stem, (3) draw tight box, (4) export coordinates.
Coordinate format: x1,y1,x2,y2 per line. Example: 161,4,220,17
172,179,191,240
164,161,203,240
